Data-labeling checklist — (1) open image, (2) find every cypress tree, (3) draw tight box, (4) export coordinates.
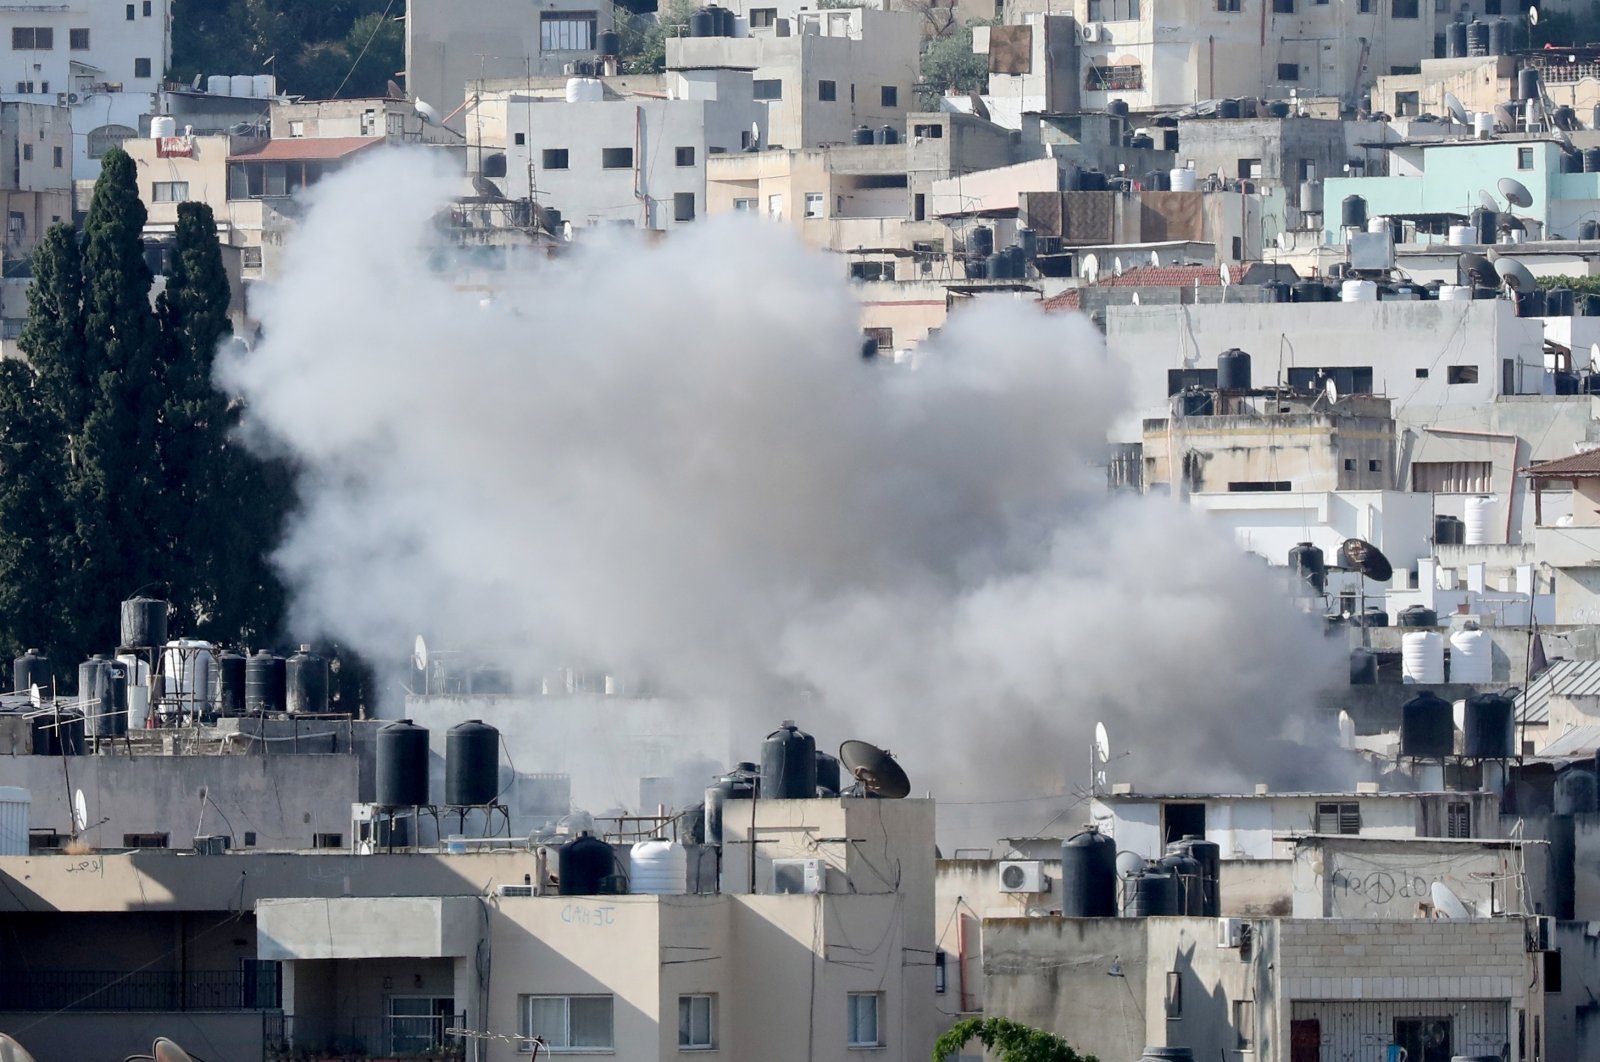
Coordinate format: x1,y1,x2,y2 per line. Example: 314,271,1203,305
0,359,69,663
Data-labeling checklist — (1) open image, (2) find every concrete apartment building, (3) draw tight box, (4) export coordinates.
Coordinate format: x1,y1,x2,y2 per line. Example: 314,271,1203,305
0,0,170,177
0,102,72,259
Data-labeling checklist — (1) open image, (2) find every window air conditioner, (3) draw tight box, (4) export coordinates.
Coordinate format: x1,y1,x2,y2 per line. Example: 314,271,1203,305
498,884,535,898
1217,916,1244,948
1081,22,1101,41
772,857,826,894
998,860,1048,893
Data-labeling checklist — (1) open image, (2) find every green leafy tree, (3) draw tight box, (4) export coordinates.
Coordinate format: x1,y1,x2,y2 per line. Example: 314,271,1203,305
618,0,696,75
933,1018,1099,1062
918,23,991,110
0,359,70,666
20,224,88,427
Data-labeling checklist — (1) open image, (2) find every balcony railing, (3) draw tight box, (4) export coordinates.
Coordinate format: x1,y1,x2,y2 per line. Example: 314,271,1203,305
284,1013,465,1058
0,966,281,1012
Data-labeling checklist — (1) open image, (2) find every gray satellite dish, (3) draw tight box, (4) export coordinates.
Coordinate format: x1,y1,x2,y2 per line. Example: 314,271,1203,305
1530,5,1540,25
0,1033,40,1062
415,99,439,125
1325,376,1339,404
1131,292,1140,305
1478,188,1500,212
1095,721,1110,763
1495,257,1537,291
1113,256,1124,277
413,635,429,672
1443,91,1470,126
1082,253,1100,283
1219,262,1231,288
1115,851,1145,879
1430,880,1471,919
1498,176,1533,209
1459,251,1496,285
72,788,87,832
153,1039,198,1062
1493,103,1516,132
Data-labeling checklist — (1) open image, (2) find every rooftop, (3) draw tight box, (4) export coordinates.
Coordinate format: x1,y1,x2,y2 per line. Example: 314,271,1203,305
1513,658,1600,723
229,136,386,162
1042,263,1247,311
1521,448,1600,478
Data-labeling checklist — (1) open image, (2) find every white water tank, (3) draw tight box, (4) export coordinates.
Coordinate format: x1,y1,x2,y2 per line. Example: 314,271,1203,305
0,787,26,855
207,74,229,95
150,115,176,139
1170,168,1197,192
1465,495,1494,544
1474,112,1494,139
253,73,276,98
1450,628,1492,683
1341,279,1378,302
565,77,604,103
630,839,688,894
116,653,151,729
1367,216,1388,233
1438,283,1473,300
230,74,254,98
161,639,214,716
1403,631,1446,684
1447,225,1475,246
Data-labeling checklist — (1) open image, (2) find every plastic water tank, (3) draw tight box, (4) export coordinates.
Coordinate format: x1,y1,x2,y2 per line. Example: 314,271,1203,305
1555,768,1599,814
559,832,619,895
1474,112,1494,139
376,719,431,807
565,78,603,103
79,656,116,737
245,650,286,713
630,839,688,894
815,749,841,795
445,720,501,806
1341,194,1367,229
761,720,818,798
1438,283,1473,301
161,640,213,716
1402,631,1445,684
286,644,328,714
207,74,229,96
1122,870,1178,916
1217,348,1251,391
1398,605,1438,627
230,74,254,97
1447,225,1475,247
0,787,27,855
1061,827,1117,916
1464,693,1514,758
1465,496,1493,545
253,74,276,98
150,116,177,140
214,650,245,717
1401,692,1454,758
1449,628,1491,683
1170,168,1197,192
1341,279,1378,302
120,597,168,648
13,648,49,695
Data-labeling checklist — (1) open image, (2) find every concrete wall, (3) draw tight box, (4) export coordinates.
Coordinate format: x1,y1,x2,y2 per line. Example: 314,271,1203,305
1290,837,1526,918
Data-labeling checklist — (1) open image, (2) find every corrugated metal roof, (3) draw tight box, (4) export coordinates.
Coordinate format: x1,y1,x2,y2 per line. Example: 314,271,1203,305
1514,659,1600,723
1537,724,1600,758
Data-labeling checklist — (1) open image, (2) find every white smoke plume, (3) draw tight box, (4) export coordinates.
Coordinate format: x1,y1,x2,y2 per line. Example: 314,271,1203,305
220,152,1345,839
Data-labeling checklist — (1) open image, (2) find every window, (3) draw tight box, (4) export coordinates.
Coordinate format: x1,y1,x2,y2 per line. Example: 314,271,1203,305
1272,0,1293,12
1086,64,1142,91
1415,367,1428,378
126,3,135,19
881,85,897,107
1394,1018,1451,1062
1089,0,1139,17
1296,159,1317,182
88,124,136,159
1545,951,1563,993
847,993,881,1047
1344,459,1356,471
934,951,947,994
1447,365,1479,385
913,192,925,221
1444,800,1472,838
601,147,632,169
1368,459,1381,472
1165,972,1183,1018
123,832,169,848
287,120,305,137
1228,481,1292,492
1231,236,1242,259
134,57,151,79
1287,366,1372,394
541,12,598,51
312,832,342,848
1278,63,1298,81
1411,461,1491,493
850,261,894,281
522,995,614,1051
819,79,837,102
7,213,23,243
1234,1000,1254,1049
675,146,695,167
143,0,152,14
1316,801,1360,834
11,28,52,50
733,197,757,211
21,144,31,162
243,831,257,846
1162,802,1206,846
913,123,943,138
1359,0,1372,10
1167,369,1218,394
1392,0,1418,15
389,997,455,1055
750,7,778,26
864,327,893,351
513,132,527,146
1217,0,1241,10
768,193,783,220
1517,146,1534,170
152,181,189,202
753,79,782,100
678,995,715,1049
805,192,824,218
70,28,89,50
1238,158,1262,179
13,82,32,94
674,192,695,222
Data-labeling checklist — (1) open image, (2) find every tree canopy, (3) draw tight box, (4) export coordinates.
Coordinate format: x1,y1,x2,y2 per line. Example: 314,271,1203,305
171,0,404,100
933,1017,1099,1062
918,23,992,110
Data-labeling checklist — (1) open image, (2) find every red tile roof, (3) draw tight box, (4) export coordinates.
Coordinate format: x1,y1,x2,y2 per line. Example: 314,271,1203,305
1042,263,1248,312
229,136,386,162
1524,448,1600,478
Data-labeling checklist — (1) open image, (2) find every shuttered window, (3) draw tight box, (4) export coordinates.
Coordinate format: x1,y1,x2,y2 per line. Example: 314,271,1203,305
1411,460,1492,493
1316,801,1360,834
1446,801,1471,838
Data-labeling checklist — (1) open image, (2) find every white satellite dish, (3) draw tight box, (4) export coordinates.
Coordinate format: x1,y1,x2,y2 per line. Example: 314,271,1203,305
1337,710,1355,749
28,682,39,707
1094,721,1110,763
1149,251,1161,267
413,635,429,672
1590,341,1598,367
1218,262,1231,288
1530,4,1539,24
72,788,87,833
1442,90,1470,127
415,99,440,125
750,120,760,149
1082,253,1100,284
153,1038,199,1062
1498,176,1534,210
1131,292,1140,305
1325,376,1339,403
1113,256,1124,277
0,1033,40,1062
1452,698,1466,733
1430,880,1471,919
1115,851,1144,879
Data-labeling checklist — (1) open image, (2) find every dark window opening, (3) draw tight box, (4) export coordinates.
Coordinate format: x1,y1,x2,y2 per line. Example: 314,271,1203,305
1228,481,1292,492
1447,365,1479,385
1273,0,1294,12
1393,1017,1451,1062
1344,459,1356,471
1277,63,1298,81
675,146,695,166
1167,369,1217,394
1446,801,1471,838
123,832,169,848
673,191,695,222
514,132,526,145
1162,802,1205,847
312,832,343,849
1392,0,1419,16
542,148,568,169
754,79,782,100
881,85,897,107
819,79,837,102
1165,972,1183,1018
1415,367,1429,378
134,57,151,79
601,147,633,169
1545,951,1563,993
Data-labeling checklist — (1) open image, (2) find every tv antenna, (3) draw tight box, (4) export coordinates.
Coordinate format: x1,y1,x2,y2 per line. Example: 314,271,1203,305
837,740,911,799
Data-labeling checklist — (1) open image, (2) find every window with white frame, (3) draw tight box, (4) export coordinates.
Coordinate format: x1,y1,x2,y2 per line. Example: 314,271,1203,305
805,192,824,218
152,181,189,203
733,197,757,211
678,994,715,1049
520,994,614,1052
847,992,881,1047
768,193,783,220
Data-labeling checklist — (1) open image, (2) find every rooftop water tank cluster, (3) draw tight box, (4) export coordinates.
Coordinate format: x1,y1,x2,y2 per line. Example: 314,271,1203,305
206,74,277,98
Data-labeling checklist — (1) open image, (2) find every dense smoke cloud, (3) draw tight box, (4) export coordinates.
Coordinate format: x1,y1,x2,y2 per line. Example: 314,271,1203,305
220,152,1345,834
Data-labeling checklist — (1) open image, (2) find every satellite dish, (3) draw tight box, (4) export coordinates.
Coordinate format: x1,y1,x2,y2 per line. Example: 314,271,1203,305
415,99,439,125
1340,538,1394,583
190,73,203,90
1131,292,1140,305
1530,5,1540,25
837,740,911,799
413,635,429,672
27,682,39,707
1459,252,1496,285
1325,376,1339,403
152,1038,199,1062
1149,251,1160,267
750,120,760,149
1478,188,1500,212
1113,256,1124,277
1498,176,1533,209
1219,262,1231,288
1094,721,1110,764
72,788,87,832
1442,90,1470,126
1430,880,1471,919
1493,103,1517,132
1494,256,1538,292
1115,851,1145,879
387,79,404,100
0,1034,39,1062
1590,341,1598,367
1337,710,1355,749
1082,253,1099,284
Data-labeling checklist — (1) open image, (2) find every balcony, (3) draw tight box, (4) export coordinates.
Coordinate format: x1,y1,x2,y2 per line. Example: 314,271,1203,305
281,1012,465,1061
0,966,280,1011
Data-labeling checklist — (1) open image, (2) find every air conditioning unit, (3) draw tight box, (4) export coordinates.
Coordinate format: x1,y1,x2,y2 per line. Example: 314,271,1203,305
192,835,229,855
1217,916,1244,948
499,884,535,898
1532,915,1555,952
998,860,1048,893
1081,22,1102,42
772,857,826,895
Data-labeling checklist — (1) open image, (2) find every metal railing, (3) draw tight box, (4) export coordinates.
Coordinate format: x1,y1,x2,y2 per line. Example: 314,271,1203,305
284,1012,466,1058
0,966,281,1012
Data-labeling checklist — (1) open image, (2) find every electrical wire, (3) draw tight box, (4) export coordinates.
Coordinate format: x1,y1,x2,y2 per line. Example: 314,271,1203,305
331,0,400,101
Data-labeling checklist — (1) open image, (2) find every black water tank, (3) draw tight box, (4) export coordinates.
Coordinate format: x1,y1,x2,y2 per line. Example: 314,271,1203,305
79,656,119,738
1352,608,1389,628
1464,693,1513,758
1466,19,1488,55
705,763,757,844
119,597,168,649
1584,293,1600,317
13,648,48,694
815,749,841,795
1079,169,1108,191
1292,280,1328,302
597,29,621,56
446,719,501,806
1518,288,1546,318
851,125,874,146
286,644,328,714
1555,767,1599,814
1180,390,1213,417
681,805,706,844
1289,542,1326,596
29,710,57,756
971,225,994,257
376,719,431,807
1017,228,1037,260
1398,605,1439,627
1123,871,1178,916
245,650,286,713
1434,514,1464,545
214,650,246,717
878,125,899,145
1157,853,1203,914
1107,99,1129,118
1487,16,1508,55
1518,67,1540,102
1472,206,1496,244
1549,813,1576,919
689,8,715,36
1446,20,1467,58
761,720,818,798
1341,194,1367,229
1168,835,1220,915
716,5,735,34
1267,100,1291,118
1582,219,1600,240
1061,827,1117,917
559,831,619,895
1264,281,1290,303
1218,348,1251,391
986,251,1006,280
1556,371,1580,395
1350,647,1378,685
1217,98,1241,119
1548,287,1574,317
1401,692,1454,758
